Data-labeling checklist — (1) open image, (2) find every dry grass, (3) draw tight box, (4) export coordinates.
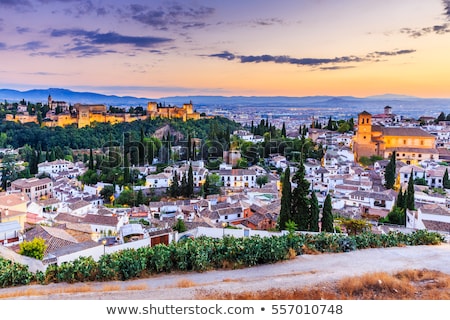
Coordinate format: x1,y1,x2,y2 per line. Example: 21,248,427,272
195,269,450,300
125,283,149,291
100,284,121,292
0,284,94,299
175,279,197,288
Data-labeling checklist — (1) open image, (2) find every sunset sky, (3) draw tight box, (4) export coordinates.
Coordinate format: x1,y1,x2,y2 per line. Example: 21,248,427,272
1,0,450,98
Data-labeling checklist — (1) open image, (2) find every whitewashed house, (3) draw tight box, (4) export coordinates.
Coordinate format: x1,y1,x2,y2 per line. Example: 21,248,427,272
145,172,171,188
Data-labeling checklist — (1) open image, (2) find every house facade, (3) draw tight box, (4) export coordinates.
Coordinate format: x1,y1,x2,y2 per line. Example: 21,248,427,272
10,177,53,202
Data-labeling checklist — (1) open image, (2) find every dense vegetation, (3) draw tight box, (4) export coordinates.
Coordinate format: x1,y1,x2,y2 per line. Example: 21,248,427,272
0,230,444,288
0,117,240,151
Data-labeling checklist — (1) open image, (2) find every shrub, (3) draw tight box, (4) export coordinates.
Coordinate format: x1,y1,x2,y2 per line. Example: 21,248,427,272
18,237,47,260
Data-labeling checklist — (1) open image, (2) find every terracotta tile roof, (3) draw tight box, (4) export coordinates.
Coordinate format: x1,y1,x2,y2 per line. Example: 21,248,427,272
68,200,91,211
381,127,435,138
0,192,29,207
12,177,52,188
417,203,450,216
83,214,118,227
25,225,78,255
421,220,450,233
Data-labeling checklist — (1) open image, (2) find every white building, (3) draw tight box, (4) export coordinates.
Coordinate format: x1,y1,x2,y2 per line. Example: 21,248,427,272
215,169,257,188
145,172,171,188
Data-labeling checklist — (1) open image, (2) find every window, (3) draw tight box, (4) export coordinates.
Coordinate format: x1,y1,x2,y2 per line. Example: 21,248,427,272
403,140,407,144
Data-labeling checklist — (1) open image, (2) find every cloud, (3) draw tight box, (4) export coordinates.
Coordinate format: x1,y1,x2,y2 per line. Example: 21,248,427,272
443,0,450,18
400,24,450,37
16,26,32,34
208,49,416,68
35,0,109,17
0,43,7,50
50,28,173,48
320,66,356,71
13,41,49,51
253,18,284,26
129,2,215,30
0,0,31,8
209,51,236,60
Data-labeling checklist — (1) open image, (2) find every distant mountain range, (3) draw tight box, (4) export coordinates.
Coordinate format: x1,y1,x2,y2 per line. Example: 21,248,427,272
1,88,449,118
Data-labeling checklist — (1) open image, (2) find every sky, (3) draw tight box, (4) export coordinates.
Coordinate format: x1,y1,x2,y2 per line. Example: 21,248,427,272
1,0,450,98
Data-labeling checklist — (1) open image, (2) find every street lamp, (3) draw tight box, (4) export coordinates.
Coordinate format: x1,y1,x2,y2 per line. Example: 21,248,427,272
101,238,107,255
222,222,227,238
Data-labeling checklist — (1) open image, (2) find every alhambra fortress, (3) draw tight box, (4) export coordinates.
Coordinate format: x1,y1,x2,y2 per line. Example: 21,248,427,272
5,95,201,127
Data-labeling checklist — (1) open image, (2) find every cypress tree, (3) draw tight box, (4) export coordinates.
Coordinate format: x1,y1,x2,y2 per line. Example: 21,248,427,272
396,186,406,210
291,160,311,231
321,194,334,232
192,140,196,161
136,189,145,205
281,122,286,138
279,166,292,231
88,148,94,170
443,168,450,189
187,163,194,197
406,169,415,210
123,154,130,184
187,133,192,161
385,151,396,189
202,173,210,199
326,116,333,130
309,191,320,232
170,171,179,198
181,173,188,197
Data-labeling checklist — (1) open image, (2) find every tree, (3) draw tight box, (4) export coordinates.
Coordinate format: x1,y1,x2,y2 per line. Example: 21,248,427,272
321,194,334,232
281,122,286,138
279,166,292,231
202,173,210,198
123,154,130,185
180,173,188,197
385,206,405,225
88,148,94,170
170,171,180,198
136,189,146,205
99,185,115,204
406,169,415,210
173,218,187,233
384,151,396,189
337,122,350,133
437,111,446,123
309,191,320,232
291,161,310,231
443,168,450,189
396,186,406,210
187,163,194,197
19,237,47,260
326,116,333,130
339,218,371,235
256,175,269,188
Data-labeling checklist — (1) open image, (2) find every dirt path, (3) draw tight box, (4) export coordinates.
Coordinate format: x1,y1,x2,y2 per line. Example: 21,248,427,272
3,243,450,300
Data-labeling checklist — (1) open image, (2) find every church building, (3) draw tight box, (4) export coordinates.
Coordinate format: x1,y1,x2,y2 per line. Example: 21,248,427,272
353,110,438,165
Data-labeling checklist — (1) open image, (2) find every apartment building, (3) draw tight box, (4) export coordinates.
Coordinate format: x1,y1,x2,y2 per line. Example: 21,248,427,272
10,177,53,202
